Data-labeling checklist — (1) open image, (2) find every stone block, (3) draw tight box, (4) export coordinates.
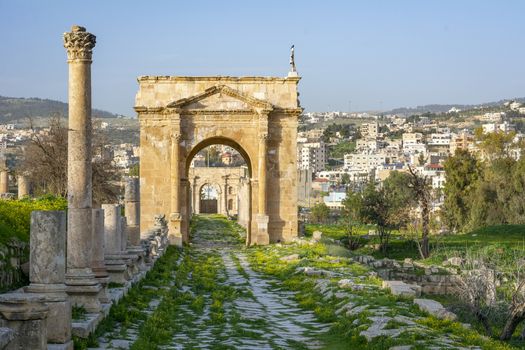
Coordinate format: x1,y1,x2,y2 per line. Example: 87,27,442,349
414,298,457,320
382,280,421,297
0,293,49,350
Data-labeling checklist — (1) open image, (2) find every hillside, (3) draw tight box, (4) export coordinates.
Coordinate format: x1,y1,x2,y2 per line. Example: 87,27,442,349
0,95,118,122
387,97,525,116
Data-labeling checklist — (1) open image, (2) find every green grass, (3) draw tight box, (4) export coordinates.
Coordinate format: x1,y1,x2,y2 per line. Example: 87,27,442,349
246,238,514,349
73,245,182,350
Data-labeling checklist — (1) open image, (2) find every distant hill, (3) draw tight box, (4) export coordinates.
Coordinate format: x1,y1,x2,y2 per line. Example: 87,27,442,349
387,97,525,116
0,95,118,122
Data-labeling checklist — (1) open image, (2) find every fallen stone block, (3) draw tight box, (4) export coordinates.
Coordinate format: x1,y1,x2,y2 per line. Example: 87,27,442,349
311,231,323,242
279,254,299,262
382,280,421,297
414,298,457,321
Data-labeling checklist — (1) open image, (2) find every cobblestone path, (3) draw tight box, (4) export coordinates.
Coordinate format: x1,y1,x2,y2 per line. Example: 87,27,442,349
93,215,330,349
163,215,329,349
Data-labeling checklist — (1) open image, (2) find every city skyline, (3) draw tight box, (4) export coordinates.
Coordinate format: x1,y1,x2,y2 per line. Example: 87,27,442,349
1,0,524,116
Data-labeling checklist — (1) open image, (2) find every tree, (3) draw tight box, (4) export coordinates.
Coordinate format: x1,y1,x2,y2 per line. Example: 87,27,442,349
341,173,351,185
309,202,330,224
343,172,413,252
474,127,516,161
19,115,119,205
441,149,481,232
407,165,432,258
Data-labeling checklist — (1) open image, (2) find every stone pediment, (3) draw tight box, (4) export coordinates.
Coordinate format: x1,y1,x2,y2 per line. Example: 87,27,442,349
167,85,273,112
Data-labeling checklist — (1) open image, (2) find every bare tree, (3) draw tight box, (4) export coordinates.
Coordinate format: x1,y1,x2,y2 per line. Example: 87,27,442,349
407,165,432,258
456,249,525,340
19,114,119,204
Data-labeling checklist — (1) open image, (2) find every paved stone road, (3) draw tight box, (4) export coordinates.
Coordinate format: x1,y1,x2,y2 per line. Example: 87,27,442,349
94,216,329,349
164,216,328,349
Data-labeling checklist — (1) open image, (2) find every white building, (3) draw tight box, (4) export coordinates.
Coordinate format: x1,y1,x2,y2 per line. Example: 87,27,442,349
402,132,425,154
360,122,379,138
298,141,326,173
323,192,346,210
482,121,515,134
344,153,385,172
356,138,381,152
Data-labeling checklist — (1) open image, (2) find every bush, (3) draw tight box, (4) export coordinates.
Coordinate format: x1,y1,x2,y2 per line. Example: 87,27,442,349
0,195,67,243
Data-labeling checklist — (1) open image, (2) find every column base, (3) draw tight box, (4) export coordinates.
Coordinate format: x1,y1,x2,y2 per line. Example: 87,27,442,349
128,246,147,271
65,271,102,313
0,293,49,350
255,214,270,245
169,212,182,246
26,284,71,344
65,284,102,314
104,256,130,284
94,276,111,304
47,340,74,350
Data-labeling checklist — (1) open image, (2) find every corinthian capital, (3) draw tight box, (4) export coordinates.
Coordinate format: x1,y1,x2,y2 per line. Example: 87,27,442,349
63,25,96,61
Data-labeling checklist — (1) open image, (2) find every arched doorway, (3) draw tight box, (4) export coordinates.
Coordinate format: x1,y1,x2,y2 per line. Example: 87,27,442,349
199,183,219,214
136,76,301,246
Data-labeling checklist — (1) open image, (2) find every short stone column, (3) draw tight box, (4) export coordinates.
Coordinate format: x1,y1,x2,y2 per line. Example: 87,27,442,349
120,216,140,276
26,211,72,347
92,209,110,303
63,25,101,312
102,204,129,284
0,161,8,194
124,178,140,247
0,293,49,350
17,175,30,198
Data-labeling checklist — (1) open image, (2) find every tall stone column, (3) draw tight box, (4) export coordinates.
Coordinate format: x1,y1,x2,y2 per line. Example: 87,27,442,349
17,175,30,198
169,133,182,246
63,25,101,312
26,211,72,346
256,132,270,244
124,177,140,246
92,209,110,303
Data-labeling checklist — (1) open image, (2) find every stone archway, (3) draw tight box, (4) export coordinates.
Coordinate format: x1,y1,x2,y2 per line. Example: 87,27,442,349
199,183,219,214
188,166,245,218
136,76,301,245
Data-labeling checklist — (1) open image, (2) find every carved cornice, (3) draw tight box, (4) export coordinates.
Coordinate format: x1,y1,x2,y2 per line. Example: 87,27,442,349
167,85,273,110
272,107,303,116
63,25,96,61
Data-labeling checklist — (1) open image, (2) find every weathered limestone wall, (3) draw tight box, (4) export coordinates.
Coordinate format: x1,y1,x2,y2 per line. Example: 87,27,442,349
136,76,301,244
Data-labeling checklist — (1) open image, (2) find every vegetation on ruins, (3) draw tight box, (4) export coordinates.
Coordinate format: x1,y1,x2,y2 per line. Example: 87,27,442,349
0,195,66,292
19,115,119,205
0,195,66,244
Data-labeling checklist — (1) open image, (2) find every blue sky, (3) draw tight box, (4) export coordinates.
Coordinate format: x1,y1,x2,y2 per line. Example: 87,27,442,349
1,0,524,115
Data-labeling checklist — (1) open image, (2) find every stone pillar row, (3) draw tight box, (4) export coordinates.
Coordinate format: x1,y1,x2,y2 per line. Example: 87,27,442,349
0,25,172,350
0,202,167,349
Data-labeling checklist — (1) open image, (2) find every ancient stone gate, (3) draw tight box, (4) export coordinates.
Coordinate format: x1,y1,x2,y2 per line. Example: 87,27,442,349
135,76,301,245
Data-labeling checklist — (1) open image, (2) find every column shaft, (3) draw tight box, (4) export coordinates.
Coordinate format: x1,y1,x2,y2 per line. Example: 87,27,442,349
258,136,267,214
